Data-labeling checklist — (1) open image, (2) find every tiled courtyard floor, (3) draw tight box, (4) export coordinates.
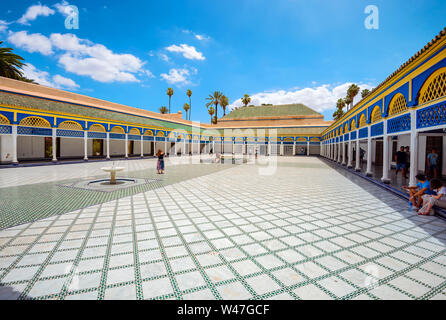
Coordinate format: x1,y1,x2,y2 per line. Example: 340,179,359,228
0,156,445,300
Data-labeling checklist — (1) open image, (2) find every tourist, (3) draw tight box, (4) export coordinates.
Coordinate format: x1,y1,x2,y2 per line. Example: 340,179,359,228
426,148,439,179
403,174,435,209
156,149,165,174
418,178,446,215
359,148,365,166
395,146,408,179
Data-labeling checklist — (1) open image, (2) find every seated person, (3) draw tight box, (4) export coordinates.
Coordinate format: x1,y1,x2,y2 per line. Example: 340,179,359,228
418,178,446,215
403,174,435,210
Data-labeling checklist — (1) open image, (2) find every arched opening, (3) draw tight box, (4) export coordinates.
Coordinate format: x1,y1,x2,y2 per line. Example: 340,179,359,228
17,117,54,161
418,67,446,105
388,94,408,116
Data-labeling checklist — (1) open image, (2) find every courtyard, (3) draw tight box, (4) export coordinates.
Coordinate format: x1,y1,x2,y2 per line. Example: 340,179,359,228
0,156,445,300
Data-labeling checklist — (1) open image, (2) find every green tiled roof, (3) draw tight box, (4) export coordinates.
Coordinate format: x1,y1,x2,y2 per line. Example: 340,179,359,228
222,103,321,119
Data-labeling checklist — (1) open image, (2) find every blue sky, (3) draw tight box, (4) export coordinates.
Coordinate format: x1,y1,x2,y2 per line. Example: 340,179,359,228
1,0,445,123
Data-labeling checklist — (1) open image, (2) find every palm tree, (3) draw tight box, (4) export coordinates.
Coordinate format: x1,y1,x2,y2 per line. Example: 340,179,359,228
361,88,371,98
166,87,174,113
332,98,345,120
347,84,360,110
344,97,352,112
159,106,168,114
183,103,190,119
186,89,192,120
241,94,251,107
0,41,35,83
220,95,229,116
206,91,223,124
208,106,215,124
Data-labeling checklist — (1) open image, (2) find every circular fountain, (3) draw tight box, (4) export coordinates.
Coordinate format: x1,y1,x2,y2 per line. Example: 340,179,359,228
101,164,125,184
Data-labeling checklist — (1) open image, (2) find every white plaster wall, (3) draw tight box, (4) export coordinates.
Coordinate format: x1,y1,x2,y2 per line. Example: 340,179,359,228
309,145,320,155
17,136,45,159
110,140,125,156
60,138,83,157
0,135,14,163
418,136,427,173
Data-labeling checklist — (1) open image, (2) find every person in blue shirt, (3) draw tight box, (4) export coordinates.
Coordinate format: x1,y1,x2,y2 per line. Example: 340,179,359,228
427,148,439,179
403,174,436,210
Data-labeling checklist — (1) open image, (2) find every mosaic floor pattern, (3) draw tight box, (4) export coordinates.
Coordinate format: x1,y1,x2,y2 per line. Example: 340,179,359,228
0,157,445,300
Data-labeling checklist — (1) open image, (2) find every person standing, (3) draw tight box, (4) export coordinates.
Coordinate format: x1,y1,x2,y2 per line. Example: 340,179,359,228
427,148,439,179
156,149,165,174
395,146,408,179
405,146,410,172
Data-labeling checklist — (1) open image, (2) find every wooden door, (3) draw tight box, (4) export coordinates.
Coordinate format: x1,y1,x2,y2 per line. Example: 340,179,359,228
375,140,383,166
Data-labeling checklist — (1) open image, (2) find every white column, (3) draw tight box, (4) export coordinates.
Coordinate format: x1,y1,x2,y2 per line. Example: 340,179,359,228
409,109,418,186
337,142,341,163
212,140,215,154
12,124,18,164
106,132,110,159
164,139,167,155
366,126,373,176
307,140,310,156
293,141,296,156
52,127,57,162
232,141,235,154
342,140,346,165
184,139,187,155
140,135,144,157
267,141,270,156
347,138,352,168
83,130,88,161
280,141,284,156
381,120,390,183
125,134,129,158
355,133,361,171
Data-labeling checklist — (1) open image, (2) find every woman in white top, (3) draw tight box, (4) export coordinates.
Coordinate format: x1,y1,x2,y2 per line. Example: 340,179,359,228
419,178,446,215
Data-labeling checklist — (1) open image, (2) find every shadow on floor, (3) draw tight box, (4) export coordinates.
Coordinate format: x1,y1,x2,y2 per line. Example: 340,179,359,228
320,158,446,246
0,284,31,300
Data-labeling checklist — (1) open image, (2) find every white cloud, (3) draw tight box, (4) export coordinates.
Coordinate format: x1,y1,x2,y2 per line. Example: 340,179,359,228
228,83,374,113
54,1,76,17
52,74,79,89
165,44,205,60
0,20,8,32
17,4,55,25
22,63,79,89
160,68,191,85
7,31,53,55
195,34,210,41
8,31,149,83
159,53,169,62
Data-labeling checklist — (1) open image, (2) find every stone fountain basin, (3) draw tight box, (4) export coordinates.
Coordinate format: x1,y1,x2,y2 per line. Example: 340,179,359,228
101,166,125,184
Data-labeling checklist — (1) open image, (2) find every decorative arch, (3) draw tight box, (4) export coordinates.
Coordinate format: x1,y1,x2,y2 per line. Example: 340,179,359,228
310,137,319,142
418,67,446,105
110,126,125,134
371,106,382,123
168,131,176,138
388,93,408,116
344,123,349,133
0,114,10,125
358,114,367,127
350,119,356,130
156,131,165,137
144,130,154,136
19,116,51,128
129,128,141,135
89,124,106,132
58,120,83,131
297,137,307,142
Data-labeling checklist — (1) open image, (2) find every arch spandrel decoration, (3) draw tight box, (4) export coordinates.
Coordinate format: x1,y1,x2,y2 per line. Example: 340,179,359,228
351,119,356,130
371,106,382,124
156,131,165,137
58,121,83,131
144,130,154,136
89,124,106,132
0,114,10,125
419,67,446,105
344,123,349,133
296,137,307,142
129,128,141,135
110,126,125,134
358,114,367,127
19,116,51,128
388,94,408,117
